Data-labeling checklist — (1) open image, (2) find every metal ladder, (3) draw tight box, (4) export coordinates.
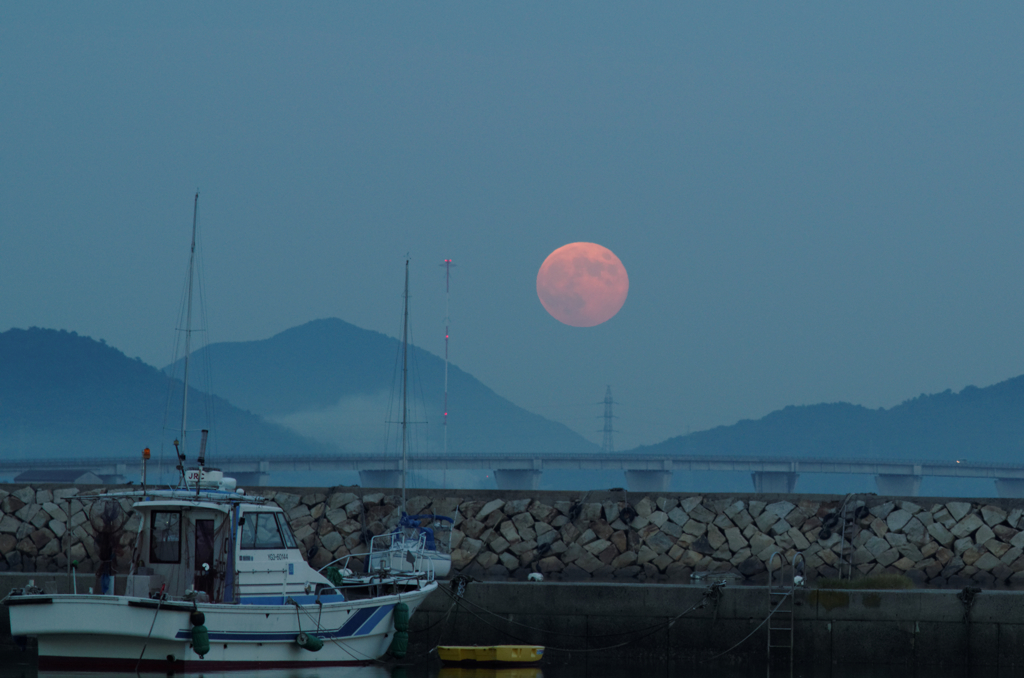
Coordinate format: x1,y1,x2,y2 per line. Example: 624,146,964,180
767,550,805,671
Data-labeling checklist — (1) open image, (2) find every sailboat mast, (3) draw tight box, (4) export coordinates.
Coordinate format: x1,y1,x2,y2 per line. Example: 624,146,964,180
180,191,199,459
442,260,451,456
401,259,409,511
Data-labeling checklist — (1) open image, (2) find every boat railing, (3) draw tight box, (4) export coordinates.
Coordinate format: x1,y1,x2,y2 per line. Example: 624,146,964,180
318,531,436,582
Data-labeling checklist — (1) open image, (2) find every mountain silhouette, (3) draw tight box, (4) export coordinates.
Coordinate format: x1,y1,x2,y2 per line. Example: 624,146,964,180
166,318,601,456
630,378,1024,463
0,327,333,461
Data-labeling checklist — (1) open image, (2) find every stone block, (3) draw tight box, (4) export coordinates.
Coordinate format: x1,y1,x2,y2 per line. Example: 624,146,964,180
1000,546,1023,566
764,500,796,520
885,531,908,547
1010,508,1024,529
320,531,344,553
689,503,715,524
705,525,725,550
683,520,707,537
667,507,688,526
886,509,913,532
981,505,1008,527
898,500,921,514
476,499,505,521
648,511,669,528
755,510,778,533
870,501,895,519
927,522,955,546
724,526,747,551
961,549,982,566
637,545,658,565
529,502,557,523
646,531,676,555
344,500,363,518
985,539,1011,559
946,502,972,522
974,524,995,546
865,536,889,556
950,514,984,539
975,553,1001,571
678,496,702,512
656,497,678,512
876,548,899,567
301,492,326,507
896,543,923,561
731,510,754,531
903,518,928,545
660,521,683,540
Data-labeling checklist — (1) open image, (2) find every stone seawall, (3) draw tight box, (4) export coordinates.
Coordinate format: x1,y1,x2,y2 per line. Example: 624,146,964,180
2,485,1024,588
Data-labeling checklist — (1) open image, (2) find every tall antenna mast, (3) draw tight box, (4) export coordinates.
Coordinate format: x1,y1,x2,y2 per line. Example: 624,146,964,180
401,259,410,511
600,385,616,453
440,259,454,488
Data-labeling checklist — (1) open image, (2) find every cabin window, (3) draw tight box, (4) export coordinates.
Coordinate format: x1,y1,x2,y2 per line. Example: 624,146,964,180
239,512,285,549
150,511,181,563
276,513,297,548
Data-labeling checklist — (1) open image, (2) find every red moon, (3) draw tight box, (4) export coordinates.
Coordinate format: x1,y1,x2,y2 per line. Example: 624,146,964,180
536,242,629,327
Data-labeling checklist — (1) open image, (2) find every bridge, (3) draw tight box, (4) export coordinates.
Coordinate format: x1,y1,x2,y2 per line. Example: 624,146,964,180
5,453,1024,497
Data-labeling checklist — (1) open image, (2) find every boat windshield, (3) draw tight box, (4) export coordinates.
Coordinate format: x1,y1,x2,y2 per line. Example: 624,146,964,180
276,513,297,548
239,512,286,549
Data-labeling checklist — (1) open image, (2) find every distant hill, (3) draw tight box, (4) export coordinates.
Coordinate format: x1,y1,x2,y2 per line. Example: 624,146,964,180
0,327,333,461
167,318,601,456
630,378,1024,462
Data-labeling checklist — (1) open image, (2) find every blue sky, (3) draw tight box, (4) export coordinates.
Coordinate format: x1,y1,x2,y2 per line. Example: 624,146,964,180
3,3,1023,450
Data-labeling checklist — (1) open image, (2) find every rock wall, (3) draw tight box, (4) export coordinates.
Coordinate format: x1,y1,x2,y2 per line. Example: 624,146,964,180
2,485,1024,588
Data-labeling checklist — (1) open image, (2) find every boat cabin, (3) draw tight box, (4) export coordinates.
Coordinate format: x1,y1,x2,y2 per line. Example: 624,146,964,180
128,475,333,605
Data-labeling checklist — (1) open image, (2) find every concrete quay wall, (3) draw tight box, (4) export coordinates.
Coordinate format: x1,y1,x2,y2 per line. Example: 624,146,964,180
412,581,1024,666
3,485,1024,590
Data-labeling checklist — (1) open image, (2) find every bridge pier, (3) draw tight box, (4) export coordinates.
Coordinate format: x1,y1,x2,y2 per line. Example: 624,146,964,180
233,460,271,487
995,479,1024,498
751,472,799,493
98,463,128,485
875,474,922,496
493,470,542,490
359,470,402,488
624,470,672,492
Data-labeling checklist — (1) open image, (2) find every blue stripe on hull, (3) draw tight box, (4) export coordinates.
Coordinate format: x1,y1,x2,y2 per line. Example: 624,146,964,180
355,604,394,636
173,604,389,641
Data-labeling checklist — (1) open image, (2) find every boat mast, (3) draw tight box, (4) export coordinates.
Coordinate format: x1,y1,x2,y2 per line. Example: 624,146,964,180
401,259,409,511
177,191,199,488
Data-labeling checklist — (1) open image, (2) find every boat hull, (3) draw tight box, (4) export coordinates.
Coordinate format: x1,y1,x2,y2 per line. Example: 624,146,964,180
8,582,437,670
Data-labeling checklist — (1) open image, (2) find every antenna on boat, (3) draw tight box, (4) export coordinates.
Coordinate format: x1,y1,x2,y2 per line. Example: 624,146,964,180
196,429,209,497
440,259,455,488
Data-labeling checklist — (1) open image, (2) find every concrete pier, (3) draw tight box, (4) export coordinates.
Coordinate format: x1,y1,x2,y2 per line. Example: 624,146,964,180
411,581,1024,667
493,469,542,490
876,473,923,496
624,470,672,492
751,471,799,493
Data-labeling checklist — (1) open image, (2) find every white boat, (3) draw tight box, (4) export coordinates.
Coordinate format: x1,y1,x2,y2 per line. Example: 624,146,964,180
368,511,455,578
4,477,437,671
3,196,438,670
365,260,455,578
